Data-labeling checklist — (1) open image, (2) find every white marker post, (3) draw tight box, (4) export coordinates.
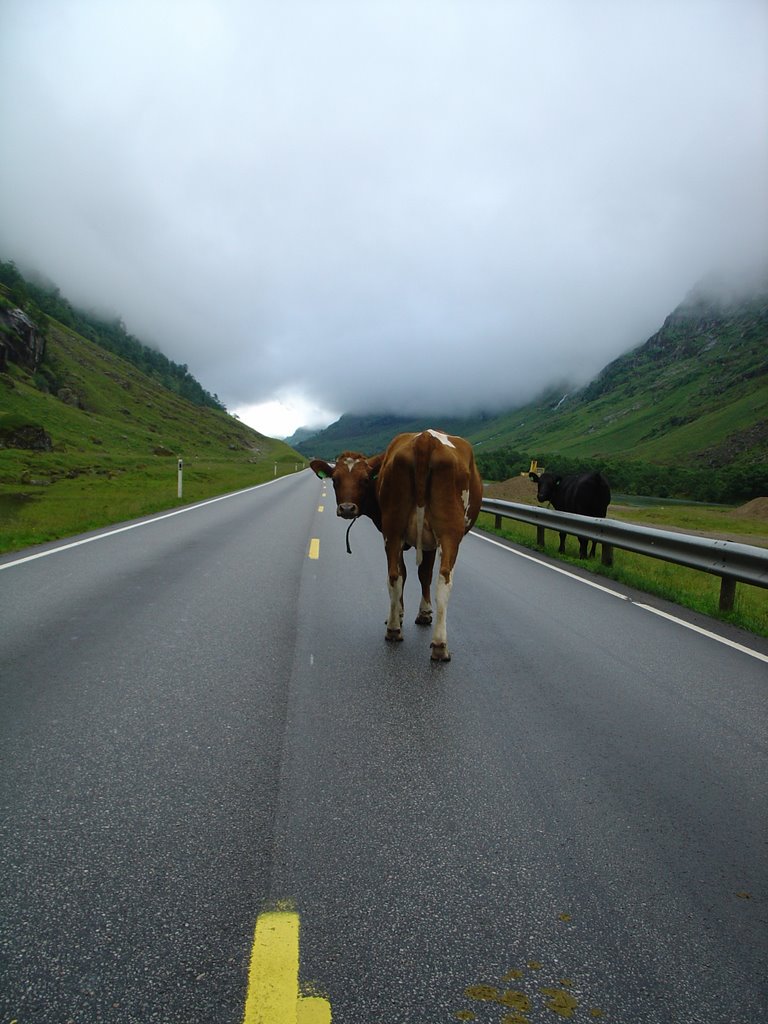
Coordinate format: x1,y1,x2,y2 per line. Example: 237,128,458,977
177,458,183,499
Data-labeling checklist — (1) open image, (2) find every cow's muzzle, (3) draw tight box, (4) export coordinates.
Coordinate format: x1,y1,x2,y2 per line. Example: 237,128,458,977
336,503,359,519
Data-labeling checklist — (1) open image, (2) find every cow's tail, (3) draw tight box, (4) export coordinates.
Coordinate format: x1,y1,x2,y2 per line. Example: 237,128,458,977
413,432,433,566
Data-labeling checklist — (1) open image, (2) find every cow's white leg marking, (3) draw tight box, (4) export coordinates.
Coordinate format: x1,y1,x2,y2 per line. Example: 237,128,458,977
427,428,455,448
386,574,404,640
430,569,453,658
461,488,471,527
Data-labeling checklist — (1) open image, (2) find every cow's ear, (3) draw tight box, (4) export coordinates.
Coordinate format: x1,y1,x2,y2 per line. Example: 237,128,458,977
367,453,385,480
310,459,334,480
529,472,539,482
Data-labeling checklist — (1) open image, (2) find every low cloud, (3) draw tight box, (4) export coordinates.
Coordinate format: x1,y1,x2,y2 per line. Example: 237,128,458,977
1,0,766,431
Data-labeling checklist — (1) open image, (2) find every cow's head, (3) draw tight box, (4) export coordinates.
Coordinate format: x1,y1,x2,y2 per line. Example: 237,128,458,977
529,470,559,503
311,451,383,522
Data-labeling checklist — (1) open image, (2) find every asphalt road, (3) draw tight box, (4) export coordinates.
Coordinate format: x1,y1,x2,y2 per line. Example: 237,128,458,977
1,469,766,1024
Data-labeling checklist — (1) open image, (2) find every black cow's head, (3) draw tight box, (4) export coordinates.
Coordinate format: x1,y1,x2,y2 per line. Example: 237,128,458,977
311,451,383,523
529,470,560,504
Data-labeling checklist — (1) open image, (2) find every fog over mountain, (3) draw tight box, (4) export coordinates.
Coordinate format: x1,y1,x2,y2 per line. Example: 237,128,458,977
1,0,766,436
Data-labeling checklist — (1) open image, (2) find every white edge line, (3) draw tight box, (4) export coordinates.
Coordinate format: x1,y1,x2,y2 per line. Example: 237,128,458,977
634,603,768,664
0,473,293,572
472,530,629,598
471,529,768,666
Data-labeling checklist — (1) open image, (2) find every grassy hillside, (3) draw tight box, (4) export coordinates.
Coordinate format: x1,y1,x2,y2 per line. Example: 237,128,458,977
297,282,768,495
0,258,225,411
0,301,306,554
487,286,767,464
296,411,496,459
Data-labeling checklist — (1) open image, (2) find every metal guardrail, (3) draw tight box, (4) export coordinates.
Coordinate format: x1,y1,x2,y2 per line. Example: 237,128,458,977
479,498,768,612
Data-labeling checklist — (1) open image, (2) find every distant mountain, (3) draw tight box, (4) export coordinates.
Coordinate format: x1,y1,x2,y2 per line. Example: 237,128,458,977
296,412,495,457
297,278,768,475
284,425,323,447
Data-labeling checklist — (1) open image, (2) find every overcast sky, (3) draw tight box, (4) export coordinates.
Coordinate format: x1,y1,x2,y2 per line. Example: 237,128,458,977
1,1,766,437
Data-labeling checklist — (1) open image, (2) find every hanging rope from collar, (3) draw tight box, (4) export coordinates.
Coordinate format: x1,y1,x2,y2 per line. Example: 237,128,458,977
345,516,357,554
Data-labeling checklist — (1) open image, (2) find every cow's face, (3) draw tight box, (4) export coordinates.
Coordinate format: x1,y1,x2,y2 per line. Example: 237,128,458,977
311,452,378,519
530,470,559,503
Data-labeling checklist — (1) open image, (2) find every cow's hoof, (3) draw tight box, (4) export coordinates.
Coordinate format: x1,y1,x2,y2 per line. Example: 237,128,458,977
386,629,404,643
430,642,451,662
415,612,432,626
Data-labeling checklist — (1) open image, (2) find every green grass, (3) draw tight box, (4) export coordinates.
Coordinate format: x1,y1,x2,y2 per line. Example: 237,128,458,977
476,510,768,639
609,501,768,542
0,457,304,553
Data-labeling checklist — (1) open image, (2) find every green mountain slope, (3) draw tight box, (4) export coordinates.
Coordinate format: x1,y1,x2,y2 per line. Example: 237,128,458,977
0,259,225,412
0,290,305,553
297,281,767,491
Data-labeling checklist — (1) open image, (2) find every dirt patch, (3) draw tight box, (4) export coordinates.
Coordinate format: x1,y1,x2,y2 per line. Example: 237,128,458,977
484,476,539,504
732,497,768,519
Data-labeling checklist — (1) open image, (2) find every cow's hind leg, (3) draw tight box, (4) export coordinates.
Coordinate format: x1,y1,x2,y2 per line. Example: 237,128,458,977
558,531,567,554
430,568,453,661
430,538,459,662
415,548,435,625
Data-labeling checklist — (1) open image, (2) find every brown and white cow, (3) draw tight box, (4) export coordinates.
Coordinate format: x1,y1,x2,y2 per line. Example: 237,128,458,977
311,429,482,661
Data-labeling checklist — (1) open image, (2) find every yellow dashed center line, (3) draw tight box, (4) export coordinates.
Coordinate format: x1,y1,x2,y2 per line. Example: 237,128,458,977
318,505,324,512
242,911,331,1024
308,538,320,559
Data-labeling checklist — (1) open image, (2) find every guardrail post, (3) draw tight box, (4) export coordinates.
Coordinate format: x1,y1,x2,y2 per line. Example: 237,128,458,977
601,543,614,567
536,525,545,548
494,513,502,529
719,576,736,612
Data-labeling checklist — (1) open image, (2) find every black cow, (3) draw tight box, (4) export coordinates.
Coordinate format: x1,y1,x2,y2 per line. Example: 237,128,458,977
529,470,611,558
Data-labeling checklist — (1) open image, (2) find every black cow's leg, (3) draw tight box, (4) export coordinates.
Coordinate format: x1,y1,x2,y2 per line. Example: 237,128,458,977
558,531,567,553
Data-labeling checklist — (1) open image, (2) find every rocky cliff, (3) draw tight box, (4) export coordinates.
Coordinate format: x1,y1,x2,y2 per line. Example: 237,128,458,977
0,306,45,373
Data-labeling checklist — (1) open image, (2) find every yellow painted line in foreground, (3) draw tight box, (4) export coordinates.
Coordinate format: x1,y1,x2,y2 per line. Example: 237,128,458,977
318,505,325,512
242,911,331,1024
308,538,320,559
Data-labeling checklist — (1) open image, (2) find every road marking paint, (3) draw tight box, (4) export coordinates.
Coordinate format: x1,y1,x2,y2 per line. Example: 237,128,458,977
471,530,768,665
472,532,627,598
0,474,295,572
308,538,320,560
297,996,331,1023
318,505,325,512
242,910,331,1024
636,602,768,664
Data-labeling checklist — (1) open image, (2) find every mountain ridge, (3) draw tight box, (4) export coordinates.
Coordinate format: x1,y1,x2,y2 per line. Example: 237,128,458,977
296,279,768,479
